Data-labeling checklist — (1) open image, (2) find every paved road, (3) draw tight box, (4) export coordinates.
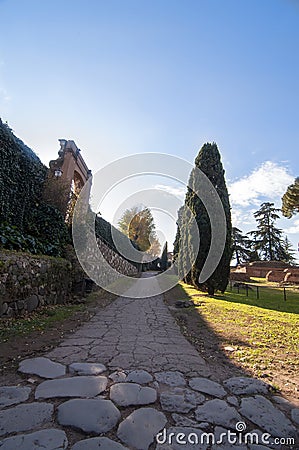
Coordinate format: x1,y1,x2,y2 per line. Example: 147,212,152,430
47,273,209,376
1,272,298,449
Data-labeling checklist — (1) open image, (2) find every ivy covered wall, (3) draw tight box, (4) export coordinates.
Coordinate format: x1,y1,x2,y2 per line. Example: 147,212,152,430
0,119,69,256
0,119,138,265
95,216,140,268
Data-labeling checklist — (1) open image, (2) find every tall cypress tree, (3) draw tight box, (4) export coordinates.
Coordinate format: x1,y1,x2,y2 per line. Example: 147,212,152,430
160,241,168,271
173,206,183,263
177,142,232,294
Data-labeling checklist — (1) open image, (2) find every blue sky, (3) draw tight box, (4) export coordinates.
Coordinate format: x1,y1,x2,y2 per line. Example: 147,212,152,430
1,0,299,257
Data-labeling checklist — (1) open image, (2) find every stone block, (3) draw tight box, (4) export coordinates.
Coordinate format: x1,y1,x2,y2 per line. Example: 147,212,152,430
25,294,39,312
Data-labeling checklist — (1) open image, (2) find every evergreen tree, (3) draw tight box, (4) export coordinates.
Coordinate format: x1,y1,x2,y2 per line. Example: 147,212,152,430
245,232,261,262
177,142,232,295
231,227,252,265
281,236,296,264
282,177,299,218
248,202,287,261
160,241,168,271
177,204,193,284
173,206,183,263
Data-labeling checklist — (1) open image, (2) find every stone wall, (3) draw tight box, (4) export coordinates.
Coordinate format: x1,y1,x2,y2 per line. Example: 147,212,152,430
233,261,294,279
0,250,72,317
0,238,138,318
97,238,138,277
284,270,299,284
229,271,251,282
266,269,287,283
232,263,299,284
80,236,139,288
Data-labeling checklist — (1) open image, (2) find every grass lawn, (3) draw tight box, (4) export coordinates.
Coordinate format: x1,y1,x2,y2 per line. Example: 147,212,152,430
228,278,299,313
0,288,116,344
0,303,85,343
170,280,299,400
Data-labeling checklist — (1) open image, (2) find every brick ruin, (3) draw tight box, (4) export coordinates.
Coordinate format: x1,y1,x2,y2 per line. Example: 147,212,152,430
231,261,299,284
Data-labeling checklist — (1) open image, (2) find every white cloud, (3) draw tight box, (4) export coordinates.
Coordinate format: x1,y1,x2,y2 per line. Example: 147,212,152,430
228,161,294,207
284,218,299,235
154,184,186,199
231,208,256,229
0,87,10,103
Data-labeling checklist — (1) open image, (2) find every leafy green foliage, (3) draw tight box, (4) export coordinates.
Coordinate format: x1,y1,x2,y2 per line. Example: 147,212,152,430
118,205,158,252
0,222,68,257
282,177,299,218
0,119,70,256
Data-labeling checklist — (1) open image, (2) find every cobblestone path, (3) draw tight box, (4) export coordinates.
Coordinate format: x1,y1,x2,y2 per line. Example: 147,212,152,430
47,274,208,376
0,274,298,449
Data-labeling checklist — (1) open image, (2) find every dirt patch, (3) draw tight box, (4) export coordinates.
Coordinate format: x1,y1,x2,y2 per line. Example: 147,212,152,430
0,289,116,384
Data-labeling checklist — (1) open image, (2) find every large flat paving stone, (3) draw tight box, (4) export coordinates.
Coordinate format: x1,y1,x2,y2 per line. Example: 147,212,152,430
248,429,281,450
0,402,53,436
240,395,297,437
154,371,186,387
211,426,247,450
172,414,202,428
126,369,153,384
291,408,299,425
35,375,107,399
72,437,128,449
117,407,167,450
248,446,271,450
189,377,227,398
58,398,120,433
223,377,270,395
110,382,157,406
195,399,242,428
160,388,205,413
0,429,68,450
69,362,106,375
0,386,31,409
156,427,208,450
18,357,66,378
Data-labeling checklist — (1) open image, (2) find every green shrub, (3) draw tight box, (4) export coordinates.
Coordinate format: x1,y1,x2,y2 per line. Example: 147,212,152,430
0,119,70,256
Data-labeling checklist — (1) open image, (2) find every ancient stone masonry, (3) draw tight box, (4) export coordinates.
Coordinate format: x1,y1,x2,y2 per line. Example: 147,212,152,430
97,238,138,277
49,139,92,219
0,273,298,448
78,235,138,290
232,261,299,284
0,240,137,318
0,250,72,317
0,357,297,448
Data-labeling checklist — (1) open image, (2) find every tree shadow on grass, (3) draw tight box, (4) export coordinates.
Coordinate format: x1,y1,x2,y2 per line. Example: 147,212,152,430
164,282,299,406
219,284,298,315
